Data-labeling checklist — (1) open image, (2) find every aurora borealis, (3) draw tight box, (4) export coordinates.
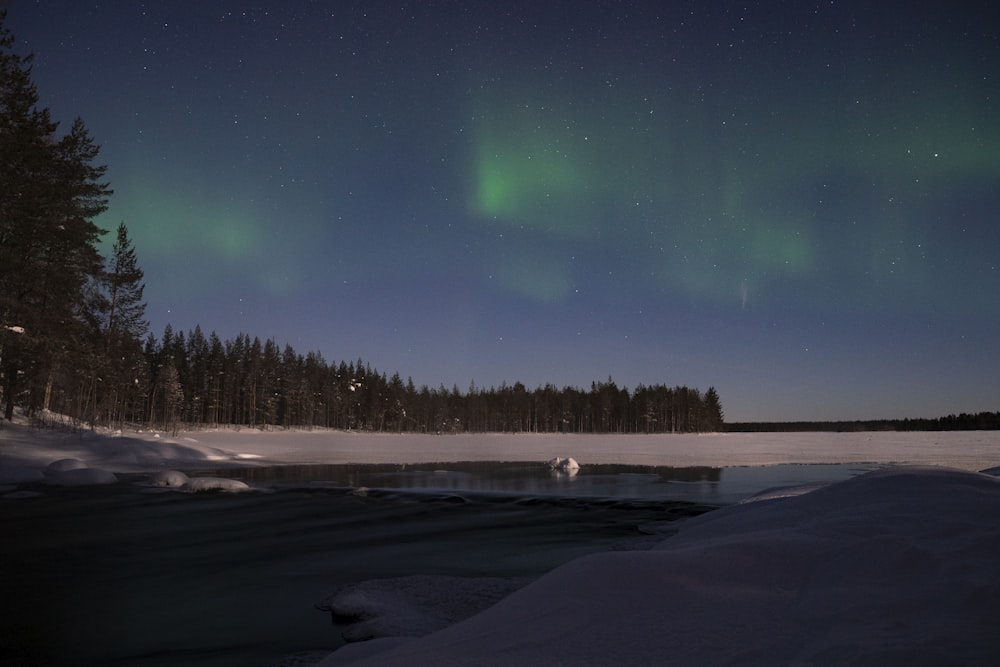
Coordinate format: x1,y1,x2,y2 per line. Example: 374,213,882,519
10,1,999,421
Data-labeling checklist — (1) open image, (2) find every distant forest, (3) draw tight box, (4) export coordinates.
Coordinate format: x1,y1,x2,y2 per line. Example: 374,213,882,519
728,412,1000,432
43,324,727,435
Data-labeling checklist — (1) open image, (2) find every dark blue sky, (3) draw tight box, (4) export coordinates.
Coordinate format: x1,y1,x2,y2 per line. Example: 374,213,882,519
10,1,999,420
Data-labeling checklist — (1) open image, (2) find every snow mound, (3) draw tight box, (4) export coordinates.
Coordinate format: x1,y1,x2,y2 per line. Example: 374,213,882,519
45,458,88,474
46,468,118,486
0,465,44,484
325,466,1000,666
181,476,250,493
147,470,190,487
316,575,532,643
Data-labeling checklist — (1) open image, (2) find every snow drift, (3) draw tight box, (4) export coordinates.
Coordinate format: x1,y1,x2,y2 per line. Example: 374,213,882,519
320,466,1000,666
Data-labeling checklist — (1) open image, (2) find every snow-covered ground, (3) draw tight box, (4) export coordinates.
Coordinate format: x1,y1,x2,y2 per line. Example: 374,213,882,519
2,419,999,665
2,419,999,475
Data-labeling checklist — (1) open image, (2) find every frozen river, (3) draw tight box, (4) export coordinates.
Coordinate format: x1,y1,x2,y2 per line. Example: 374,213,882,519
2,460,877,666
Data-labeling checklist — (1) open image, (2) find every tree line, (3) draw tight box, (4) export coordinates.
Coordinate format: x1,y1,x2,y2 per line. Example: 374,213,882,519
0,15,724,435
59,322,727,434
47,323,725,434
727,412,1000,433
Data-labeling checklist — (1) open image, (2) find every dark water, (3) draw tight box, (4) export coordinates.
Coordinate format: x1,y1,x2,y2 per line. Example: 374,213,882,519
0,462,876,666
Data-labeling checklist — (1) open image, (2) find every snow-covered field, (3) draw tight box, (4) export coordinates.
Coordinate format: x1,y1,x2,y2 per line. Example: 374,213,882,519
2,419,999,474
2,420,999,665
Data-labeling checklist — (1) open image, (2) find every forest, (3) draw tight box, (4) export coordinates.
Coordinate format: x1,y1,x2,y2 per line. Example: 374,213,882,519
0,15,723,436
45,324,726,434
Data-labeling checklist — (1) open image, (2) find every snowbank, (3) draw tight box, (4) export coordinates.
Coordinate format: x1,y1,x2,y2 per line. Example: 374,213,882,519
319,466,1000,666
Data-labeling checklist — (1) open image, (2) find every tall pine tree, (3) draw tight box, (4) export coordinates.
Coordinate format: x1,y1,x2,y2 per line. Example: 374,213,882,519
98,222,148,426
0,12,111,420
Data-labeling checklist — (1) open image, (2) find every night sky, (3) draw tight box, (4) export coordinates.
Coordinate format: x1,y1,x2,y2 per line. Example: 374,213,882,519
10,1,999,421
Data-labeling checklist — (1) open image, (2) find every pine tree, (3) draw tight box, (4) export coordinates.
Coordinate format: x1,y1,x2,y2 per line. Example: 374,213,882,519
0,13,111,420
104,222,147,351
703,386,725,432
94,222,148,426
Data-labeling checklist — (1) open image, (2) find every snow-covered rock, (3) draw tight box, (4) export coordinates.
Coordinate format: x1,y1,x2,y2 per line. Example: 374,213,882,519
147,470,190,487
547,456,580,471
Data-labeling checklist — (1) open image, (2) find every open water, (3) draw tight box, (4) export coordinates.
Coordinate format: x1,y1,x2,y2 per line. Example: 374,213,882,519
1,461,877,666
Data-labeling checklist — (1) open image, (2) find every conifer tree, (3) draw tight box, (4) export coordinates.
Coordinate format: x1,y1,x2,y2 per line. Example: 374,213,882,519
104,222,147,351
94,222,148,426
703,386,725,432
0,13,111,420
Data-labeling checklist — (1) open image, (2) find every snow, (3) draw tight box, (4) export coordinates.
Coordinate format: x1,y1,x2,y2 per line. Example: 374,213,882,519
317,575,532,642
142,469,251,492
1,418,999,664
1,422,998,472
547,456,580,473
147,469,190,487
318,466,1000,666
178,476,251,493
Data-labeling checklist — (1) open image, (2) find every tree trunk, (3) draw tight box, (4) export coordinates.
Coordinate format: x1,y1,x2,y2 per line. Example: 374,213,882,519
43,373,54,412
